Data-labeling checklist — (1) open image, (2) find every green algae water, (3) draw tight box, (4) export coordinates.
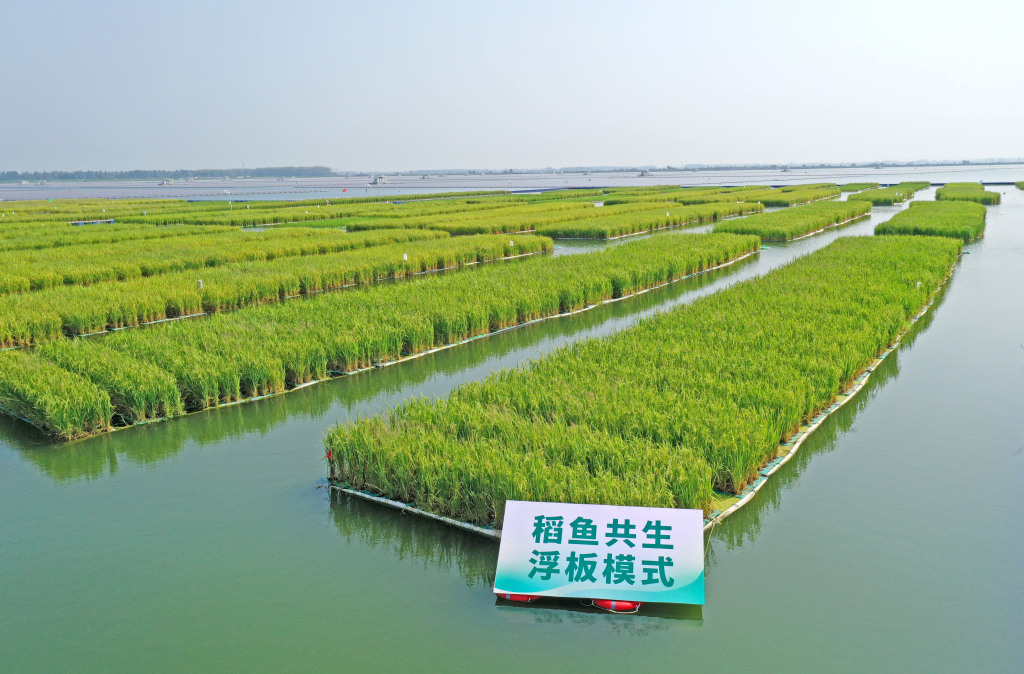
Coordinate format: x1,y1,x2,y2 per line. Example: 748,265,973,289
2,190,1022,671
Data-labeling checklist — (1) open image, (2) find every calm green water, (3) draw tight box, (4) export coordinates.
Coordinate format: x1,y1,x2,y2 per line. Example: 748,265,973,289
2,191,1021,672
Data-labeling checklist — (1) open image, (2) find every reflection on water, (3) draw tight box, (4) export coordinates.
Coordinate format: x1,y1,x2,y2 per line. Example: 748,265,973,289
329,488,496,589
330,488,702,626
500,601,700,632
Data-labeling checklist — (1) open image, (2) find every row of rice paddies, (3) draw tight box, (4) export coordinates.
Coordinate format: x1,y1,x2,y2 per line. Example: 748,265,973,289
340,200,600,234
603,184,836,207
0,198,219,225
117,189,601,228
269,196,618,230
712,200,870,241
848,182,931,205
752,185,841,207
534,202,764,239
651,186,779,205
839,183,879,192
99,191,520,226
0,227,446,293
119,195,655,234
339,200,686,236
598,186,767,206
0,232,759,440
935,182,1001,205
221,189,514,208
325,235,963,527
875,200,987,242
119,195,530,227
0,234,553,348
0,223,240,253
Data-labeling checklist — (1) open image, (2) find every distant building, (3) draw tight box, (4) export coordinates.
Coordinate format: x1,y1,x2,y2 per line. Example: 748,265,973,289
370,176,387,185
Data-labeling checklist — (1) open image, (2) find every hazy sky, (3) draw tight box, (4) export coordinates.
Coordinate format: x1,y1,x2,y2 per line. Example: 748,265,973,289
2,0,1022,171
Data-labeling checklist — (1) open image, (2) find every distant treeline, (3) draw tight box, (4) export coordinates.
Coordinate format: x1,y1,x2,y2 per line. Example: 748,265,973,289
0,167,336,182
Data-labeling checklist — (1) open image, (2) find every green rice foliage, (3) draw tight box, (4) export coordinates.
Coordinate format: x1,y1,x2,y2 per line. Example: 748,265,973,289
0,234,553,347
339,201,673,236
847,182,930,205
0,228,446,293
839,183,879,192
535,203,762,239
0,223,237,254
874,200,986,242
38,340,184,423
0,351,112,439
935,182,1001,205
598,185,838,208
0,233,758,436
326,235,962,527
713,200,870,241
752,186,840,207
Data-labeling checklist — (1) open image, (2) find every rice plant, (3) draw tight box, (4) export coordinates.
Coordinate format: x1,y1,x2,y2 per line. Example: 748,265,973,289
754,186,840,207
0,223,236,254
1,228,447,293
713,200,870,241
0,234,553,347
0,233,759,437
325,235,963,527
874,200,986,242
38,340,184,423
0,351,112,439
534,203,762,239
847,182,930,205
839,183,878,192
935,182,1001,205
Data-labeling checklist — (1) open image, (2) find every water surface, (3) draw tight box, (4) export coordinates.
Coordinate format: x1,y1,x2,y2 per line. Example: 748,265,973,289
2,188,1021,671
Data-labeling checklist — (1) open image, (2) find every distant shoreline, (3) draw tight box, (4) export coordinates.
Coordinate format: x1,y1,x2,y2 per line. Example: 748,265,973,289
3,160,1024,184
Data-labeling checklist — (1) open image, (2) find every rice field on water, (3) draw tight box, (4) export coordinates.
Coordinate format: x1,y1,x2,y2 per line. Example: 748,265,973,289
0,232,758,439
935,182,1001,205
325,236,963,526
0,181,937,442
847,182,931,205
603,185,838,207
712,200,870,241
875,200,987,242
0,222,238,253
120,197,531,227
839,182,879,192
533,203,762,239
0,227,446,293
0,234,553,347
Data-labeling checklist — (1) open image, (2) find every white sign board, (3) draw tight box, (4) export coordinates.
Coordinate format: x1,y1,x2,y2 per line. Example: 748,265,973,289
494,500,704,605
